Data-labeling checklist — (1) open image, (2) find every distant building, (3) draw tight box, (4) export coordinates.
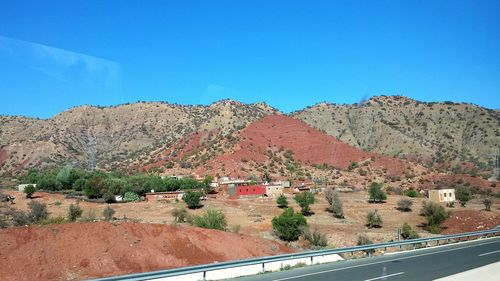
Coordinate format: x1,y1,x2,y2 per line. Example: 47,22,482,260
428,189,456,203
18,184,36,192
145,191,184,201
228,184,266,197
265,185,284,197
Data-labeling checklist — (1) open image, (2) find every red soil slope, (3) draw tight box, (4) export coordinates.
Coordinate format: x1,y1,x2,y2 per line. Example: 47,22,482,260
202,115,409,175
442,210,500,234
0,222,293,281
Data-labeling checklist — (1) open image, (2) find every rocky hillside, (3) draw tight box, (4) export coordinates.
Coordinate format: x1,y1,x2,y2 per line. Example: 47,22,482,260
0,100,279,175
293,96,500,171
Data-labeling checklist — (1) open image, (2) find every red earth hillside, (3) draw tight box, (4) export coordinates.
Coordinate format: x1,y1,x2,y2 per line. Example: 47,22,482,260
200,115,410,175
0,222,293,281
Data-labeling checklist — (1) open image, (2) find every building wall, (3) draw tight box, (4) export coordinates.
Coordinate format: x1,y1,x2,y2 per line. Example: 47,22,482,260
265,185,283,197
429,189,455,203
236,185,266,196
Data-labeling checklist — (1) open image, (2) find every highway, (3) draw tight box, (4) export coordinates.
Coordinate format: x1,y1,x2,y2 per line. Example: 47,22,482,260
230,237,500,281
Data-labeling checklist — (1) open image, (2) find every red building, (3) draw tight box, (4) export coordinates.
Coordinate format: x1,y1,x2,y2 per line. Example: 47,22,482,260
235,185,266,196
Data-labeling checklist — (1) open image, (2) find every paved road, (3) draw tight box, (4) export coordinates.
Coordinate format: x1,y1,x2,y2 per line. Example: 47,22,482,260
230,237,500,281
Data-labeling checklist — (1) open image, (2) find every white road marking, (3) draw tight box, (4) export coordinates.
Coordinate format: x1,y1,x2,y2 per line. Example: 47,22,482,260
478,249,500,257
363,272,405,281
271,239,500,281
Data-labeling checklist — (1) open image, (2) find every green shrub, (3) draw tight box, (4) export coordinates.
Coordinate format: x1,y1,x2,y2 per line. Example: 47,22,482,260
405,188,419,198
28,201,48,223
192,209,227,231
123,192,140,202
456,185,473,207
172,207,188,223
368,182,387,203
401,222,420,239
421,201,451,233
103,206,115,221
271,208,307,241
24,184,36,199
103,192,116,204
184,191,203,209
40,216,66,225
483,196,492,211
294,192,315,215
366,210,383,228
276,194,288,208
67,203,83,222
396,198,413,212
328,190,344,218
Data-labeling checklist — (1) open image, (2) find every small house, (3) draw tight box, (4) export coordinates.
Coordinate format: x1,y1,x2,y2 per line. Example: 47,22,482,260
428,189,455,203
145,191,184,201
265,185,284,197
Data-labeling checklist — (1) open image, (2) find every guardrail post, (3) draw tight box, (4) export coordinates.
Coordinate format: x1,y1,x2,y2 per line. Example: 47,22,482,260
262,262,265,273
413,244,416,250
203,271,206,281
310,256,313,265
425,241,428,248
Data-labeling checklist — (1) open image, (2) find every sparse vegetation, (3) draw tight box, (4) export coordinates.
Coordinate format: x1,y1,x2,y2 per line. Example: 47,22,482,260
172,207,189,223
103,206,115,221
27,201,49,223
324,188,344,218
482,196,492,211
303,228,328,248
401,222,419,239
455,185,473,207
357,234,375,254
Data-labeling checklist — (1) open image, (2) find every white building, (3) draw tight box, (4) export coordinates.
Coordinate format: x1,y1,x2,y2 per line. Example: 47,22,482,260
428,189,456,203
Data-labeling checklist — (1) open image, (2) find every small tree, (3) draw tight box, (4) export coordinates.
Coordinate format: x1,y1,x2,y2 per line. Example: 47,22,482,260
272,208,307,241
103,205,115,221
24,184,36,199
294,191,315,215
67,203,83,222
366,210,383,228
421,201,451,233
172,207,188,223
303,228,328,248
483,196,492,211
401,222,420,239
202,175,214,194
183,191,203,209
276,194,288,208
192,209,227,231
27,201,49,223
329,191,344,218
405,188,419,198
368,182,387,203
396,198,413,212
455,185,472,207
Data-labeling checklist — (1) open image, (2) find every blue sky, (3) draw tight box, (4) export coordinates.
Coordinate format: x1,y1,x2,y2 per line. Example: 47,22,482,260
0,0,499,118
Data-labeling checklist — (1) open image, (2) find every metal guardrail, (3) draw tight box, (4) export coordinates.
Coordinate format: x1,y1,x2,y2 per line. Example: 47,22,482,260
91,228,500,281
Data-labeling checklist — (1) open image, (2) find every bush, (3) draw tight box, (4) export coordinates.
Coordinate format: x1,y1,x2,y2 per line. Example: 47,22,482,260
172,207,188,223
272,208,307,241
103,192,116,204
27,201,48,223
184,191,203,209
40,216,66,225
294,192,315,215
192,209,227,231
67,203,83,222
303,228,328,248
396,198,413,212
401,222,420,239
123,192,140,202
8,209,31,226
366,210,383,228
483,196,492,211
357,234,375,254
24,184,36,199
455,185,473,207
103,205,115,221
368,182,387,203
276,194,288,208
421,201,451,233
328,191,344,219
405,188,419,198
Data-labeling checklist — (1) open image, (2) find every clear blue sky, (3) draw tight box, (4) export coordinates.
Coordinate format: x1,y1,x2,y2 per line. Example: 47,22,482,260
1,0,499,118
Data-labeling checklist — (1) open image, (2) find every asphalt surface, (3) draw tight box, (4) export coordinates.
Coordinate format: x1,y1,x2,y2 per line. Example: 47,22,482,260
230,237,500,281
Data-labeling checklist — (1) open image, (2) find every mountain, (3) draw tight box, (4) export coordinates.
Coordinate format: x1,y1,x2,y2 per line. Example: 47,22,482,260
292,96,500,171
0,100,279,175
1,96,498,182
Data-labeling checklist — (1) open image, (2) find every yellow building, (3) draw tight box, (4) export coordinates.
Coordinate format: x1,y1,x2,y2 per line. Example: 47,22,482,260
428,189,456,203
